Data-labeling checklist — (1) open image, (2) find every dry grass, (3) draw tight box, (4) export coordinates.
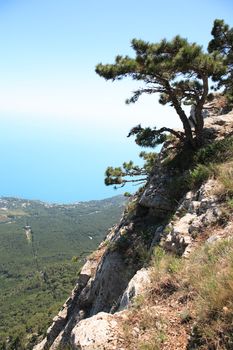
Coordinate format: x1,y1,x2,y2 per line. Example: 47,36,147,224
121,238,233,349
183,239,233,348
185,239,233,313
217,161,233,197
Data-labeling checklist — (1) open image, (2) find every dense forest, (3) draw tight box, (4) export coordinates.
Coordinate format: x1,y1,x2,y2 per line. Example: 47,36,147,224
0,196,125,349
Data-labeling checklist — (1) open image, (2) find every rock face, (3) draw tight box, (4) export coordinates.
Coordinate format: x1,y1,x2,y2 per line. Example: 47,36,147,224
118,268,151,311
34,220,137,349
79,249,135,316
139,167,175,218
34,112,233,350
161,179,223,256
70,312,121,350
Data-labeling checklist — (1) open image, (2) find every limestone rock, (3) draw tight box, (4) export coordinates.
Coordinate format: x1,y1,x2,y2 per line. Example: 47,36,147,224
173,213,196,235
162,178,223,255
118,268,151,311
87,250,134,315
207,234,221,244
139,170,175,218
33,339,47,350
71,312,120,350
33,249,103,350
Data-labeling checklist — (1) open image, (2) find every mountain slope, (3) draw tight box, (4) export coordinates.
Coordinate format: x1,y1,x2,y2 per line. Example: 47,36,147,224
34,110,233,350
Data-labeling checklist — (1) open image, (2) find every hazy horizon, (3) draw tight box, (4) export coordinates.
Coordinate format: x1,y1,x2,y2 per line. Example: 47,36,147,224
1,0,232,202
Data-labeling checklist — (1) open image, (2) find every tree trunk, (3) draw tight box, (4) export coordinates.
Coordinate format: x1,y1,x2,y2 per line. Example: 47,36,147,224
169,92,195,148
166,84,195,148
194,111,204,147
194,75,209,147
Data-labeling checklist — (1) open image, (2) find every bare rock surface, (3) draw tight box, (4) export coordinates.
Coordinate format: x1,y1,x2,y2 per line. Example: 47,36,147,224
70,312,122,350
118,268,151,311
139,167,175,218
86,250,135,316
162,179,223,256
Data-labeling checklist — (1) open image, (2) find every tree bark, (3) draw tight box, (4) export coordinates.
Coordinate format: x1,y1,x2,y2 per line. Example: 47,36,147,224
194,75,209,147
168,87,195,148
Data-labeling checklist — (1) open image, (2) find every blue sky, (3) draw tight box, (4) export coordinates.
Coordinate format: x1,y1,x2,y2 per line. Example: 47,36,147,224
0,0,232,202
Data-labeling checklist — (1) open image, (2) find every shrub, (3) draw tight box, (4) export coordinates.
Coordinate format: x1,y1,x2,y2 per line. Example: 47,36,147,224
195,136,233,165
188,163,216,188
151,247,182,282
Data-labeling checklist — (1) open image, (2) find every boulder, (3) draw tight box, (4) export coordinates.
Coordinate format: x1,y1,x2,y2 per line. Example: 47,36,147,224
118,268,151,311
139,170,175,218
71,312,120,350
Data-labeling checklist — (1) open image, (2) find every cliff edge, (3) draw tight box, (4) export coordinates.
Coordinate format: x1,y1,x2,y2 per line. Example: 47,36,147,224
34,110,233,350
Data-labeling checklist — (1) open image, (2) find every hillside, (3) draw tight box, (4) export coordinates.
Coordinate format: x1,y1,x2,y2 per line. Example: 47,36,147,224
34,110,233,349
0,195,125,349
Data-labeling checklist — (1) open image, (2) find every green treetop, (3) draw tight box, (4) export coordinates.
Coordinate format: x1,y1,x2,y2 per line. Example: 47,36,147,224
96,35,224,148
208,19,233,108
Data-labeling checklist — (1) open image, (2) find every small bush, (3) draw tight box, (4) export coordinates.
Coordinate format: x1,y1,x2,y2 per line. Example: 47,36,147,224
227,198,233,208
187,163,216,188
195,136,233,165
125,197,138,217
151,247,182,282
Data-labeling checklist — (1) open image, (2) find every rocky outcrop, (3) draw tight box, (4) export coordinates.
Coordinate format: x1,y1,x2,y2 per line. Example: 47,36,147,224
34,220,137,349
118,268,151,311
162,179,223,256
70,312,122,350
80,250,135,316
203,110,233,140
139,167,175,219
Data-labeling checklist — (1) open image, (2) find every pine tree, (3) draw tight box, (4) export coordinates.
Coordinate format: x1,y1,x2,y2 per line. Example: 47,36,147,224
105,152,158,188
96,36,224,148
208,19,233,108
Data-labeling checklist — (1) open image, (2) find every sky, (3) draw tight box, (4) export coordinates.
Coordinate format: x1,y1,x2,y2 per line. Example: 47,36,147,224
0,0,232,203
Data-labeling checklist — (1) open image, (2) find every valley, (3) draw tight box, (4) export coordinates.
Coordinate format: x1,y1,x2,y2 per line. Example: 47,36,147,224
0,196,125,349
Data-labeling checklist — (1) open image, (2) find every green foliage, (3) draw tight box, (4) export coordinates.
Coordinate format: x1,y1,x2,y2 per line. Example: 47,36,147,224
165,136,233,200
139,151,158,173
208,19,233,108
139,331,167,350
0,196,125,349
217,162,233,197
124,192,132,197
96,34,225,147
149,239,233,348
71,256,80,263
194,136,233,164
152,247,182,277
128,125,167,148
188,163,216,188
227,198,233,208
105,152,158,188
183,136,233,191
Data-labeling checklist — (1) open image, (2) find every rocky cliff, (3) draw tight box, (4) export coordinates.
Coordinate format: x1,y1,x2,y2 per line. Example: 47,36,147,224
34,110,233,350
